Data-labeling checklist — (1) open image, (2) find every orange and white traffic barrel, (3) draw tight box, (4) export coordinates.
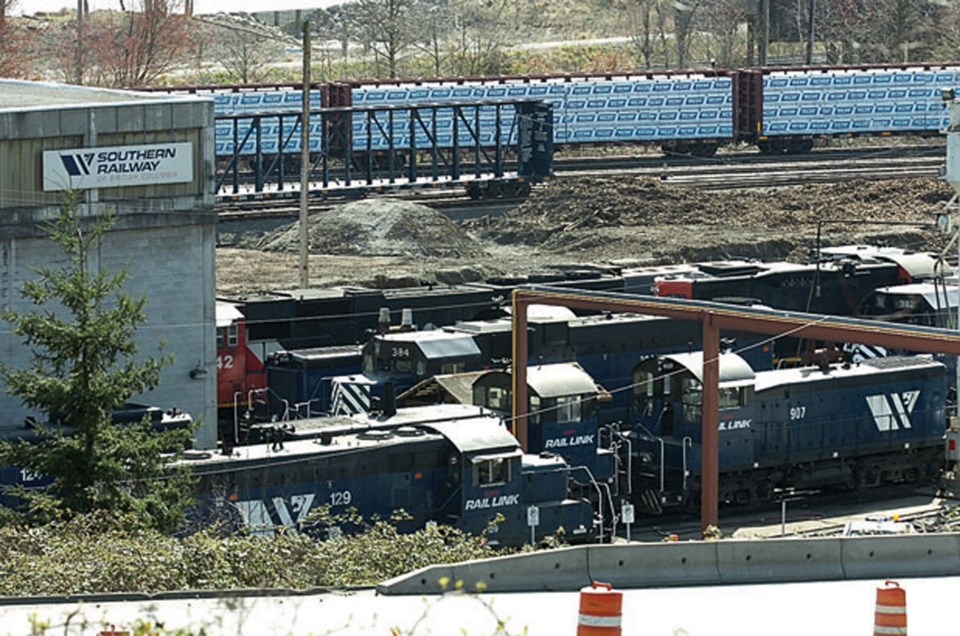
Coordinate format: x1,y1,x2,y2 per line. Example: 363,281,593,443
577,580,622,635
874,580,907,636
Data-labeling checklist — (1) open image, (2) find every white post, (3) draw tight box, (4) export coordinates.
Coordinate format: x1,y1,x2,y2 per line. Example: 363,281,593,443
942,91,960,418
781,499,787,537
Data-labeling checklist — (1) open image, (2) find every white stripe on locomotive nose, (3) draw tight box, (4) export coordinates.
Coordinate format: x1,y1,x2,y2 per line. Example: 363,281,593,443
873,627,907,635
577,614,622,627
875,604,907,614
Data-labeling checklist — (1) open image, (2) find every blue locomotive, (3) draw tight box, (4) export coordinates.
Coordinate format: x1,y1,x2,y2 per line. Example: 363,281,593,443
628,352,948,512
183,404,596,545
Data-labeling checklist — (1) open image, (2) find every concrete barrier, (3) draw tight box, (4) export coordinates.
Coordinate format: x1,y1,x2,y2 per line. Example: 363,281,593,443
448,545,592,593
716,538,845,584
377,546,592,595
841,533,960,579
378,534,960,596
377,563,458,596
586,542,721,587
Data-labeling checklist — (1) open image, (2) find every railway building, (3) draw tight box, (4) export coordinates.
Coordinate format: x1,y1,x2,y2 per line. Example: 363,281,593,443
0,80,218,447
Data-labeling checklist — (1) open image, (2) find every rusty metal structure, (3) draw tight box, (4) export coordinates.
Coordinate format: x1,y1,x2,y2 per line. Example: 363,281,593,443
510,286,960,535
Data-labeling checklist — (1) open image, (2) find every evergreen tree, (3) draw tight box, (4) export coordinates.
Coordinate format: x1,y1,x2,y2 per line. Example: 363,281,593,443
0,197,195,532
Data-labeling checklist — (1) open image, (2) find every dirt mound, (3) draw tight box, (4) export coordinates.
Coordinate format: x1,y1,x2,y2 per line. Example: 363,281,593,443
471,176,953,253
259,198,488,259
218,176,954,294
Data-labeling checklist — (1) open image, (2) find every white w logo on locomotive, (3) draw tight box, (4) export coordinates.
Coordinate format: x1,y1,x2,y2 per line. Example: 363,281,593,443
865,390,920,432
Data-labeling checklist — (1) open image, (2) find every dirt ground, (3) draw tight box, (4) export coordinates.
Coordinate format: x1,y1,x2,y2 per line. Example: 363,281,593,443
216,176,955,295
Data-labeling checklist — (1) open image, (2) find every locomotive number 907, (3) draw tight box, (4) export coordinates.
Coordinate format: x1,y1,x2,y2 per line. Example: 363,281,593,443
790,406,807,420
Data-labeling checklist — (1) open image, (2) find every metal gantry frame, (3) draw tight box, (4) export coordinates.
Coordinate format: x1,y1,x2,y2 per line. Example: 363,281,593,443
509,286,960,536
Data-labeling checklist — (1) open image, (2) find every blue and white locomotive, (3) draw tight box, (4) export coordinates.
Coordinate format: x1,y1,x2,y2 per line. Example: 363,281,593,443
628,352,947,512
184,404,596,546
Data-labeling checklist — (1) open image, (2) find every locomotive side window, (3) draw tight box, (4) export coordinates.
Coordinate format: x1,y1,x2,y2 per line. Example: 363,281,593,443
719,387,743,409
485,387,508,411
441,362,467,374
556,396,582,423
682,377,702,421
217,325,239,349
637,370,655,398
529,395,541,425
474,457,509,487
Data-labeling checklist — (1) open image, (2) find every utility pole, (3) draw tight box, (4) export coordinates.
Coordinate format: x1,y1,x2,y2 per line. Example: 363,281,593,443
758,0,769,66
75,0,84,85
805,0,816,65
299,19,311,290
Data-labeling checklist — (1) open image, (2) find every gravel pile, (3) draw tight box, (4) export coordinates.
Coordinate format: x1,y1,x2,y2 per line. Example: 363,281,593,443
258,198,488,259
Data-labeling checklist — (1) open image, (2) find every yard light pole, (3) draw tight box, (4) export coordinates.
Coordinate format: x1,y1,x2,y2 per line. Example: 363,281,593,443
941,88,960,418
299,19,311,289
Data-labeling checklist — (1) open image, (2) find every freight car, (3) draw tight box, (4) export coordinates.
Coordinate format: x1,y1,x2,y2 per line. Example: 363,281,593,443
627,352,947,513
650,246,937,315
161,63,959,162
183,404,597,545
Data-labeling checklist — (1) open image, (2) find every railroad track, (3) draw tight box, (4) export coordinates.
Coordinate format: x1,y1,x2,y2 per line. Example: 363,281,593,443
621,483,948,542
216,144,947,220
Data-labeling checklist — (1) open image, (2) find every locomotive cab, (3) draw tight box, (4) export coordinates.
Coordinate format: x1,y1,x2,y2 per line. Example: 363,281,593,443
471,363,615,480
328,331,485,416
428,419,594,545
630,352,758,511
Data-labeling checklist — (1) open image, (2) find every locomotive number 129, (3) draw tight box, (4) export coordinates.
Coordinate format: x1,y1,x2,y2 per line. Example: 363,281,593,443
330,490,353,506
790,406,806,420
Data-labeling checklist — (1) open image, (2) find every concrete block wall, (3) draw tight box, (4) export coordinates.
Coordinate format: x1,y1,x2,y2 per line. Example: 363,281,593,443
0,221,217,448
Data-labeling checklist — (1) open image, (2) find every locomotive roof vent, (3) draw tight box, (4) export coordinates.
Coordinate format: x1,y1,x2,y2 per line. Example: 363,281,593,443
358,428,394,441
182,450,213,461
395,426,425,437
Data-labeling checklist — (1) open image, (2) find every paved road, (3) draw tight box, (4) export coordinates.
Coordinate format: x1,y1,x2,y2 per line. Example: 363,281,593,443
2,576,954,635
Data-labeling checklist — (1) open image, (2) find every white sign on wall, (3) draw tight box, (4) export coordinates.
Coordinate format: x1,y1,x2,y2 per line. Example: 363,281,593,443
42,142,194,191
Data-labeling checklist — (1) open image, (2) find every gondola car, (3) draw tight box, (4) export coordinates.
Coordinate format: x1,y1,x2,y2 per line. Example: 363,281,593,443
183,405,595,546
628,352,947,513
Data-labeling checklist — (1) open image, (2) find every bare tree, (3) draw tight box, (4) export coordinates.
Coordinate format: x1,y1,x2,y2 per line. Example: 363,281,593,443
701,0,749,68
813,0,876,63
409,0,449,76
351,0,416,78
83,0,197,87
866,0,942,63
212,20,284,84
0,0,29,79
446,0,513,76
621,0,657,69
674,0,705,68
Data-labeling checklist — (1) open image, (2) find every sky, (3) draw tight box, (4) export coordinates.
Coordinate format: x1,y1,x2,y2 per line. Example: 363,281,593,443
11,0,345,15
